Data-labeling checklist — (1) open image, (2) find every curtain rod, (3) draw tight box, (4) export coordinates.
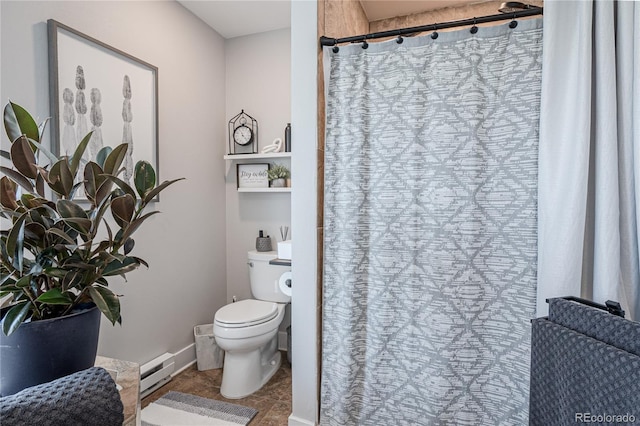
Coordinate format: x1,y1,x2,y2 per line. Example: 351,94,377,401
319,7,543,48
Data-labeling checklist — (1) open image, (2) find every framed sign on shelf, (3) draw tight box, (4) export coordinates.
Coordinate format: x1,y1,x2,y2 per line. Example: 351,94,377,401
237,163,269,189
47,19,158,197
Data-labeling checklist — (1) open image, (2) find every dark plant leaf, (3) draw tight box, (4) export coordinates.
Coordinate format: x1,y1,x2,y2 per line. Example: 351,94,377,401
0,166,34,193
95,178,115,207
95,146,112,169
27,139,58,165
37,117,49,142
0,177,18,210
6,212,27,272
3,101,39,144
118,210,160,244
88,285,121,325
60,218,92,236
36,288,73,305
35,172,45,197
102,257,140,277
143,178,185,204
123,238,135,255
102,144,128,176
111,194,135,228
1,300,31,336
10,136,38,178
24,222,46,242
56,199,88,220
46,227,77,245
101,175,136,200
134,161,156,198
83,162,104,203
69,131,93,178
48,159,74,197
14,274,31,288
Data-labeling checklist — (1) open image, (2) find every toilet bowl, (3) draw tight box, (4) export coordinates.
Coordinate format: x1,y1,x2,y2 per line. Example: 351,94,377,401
213,251,290,399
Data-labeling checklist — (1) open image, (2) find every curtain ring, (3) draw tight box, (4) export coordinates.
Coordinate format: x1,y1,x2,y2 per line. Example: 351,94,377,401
396,35,404,44
332,40,339,53
362,40,369,49
431,24,439,40
509,13,518,28
470,18,478,34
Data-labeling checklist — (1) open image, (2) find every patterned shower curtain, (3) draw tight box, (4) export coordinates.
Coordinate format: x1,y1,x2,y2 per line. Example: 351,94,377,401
321,19,543,425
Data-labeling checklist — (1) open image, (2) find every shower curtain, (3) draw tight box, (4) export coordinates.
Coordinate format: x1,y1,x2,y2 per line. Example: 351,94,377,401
321,19,543,425
537,0,640,320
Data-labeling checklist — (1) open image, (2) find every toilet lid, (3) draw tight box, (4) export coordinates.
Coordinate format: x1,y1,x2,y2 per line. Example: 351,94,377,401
215,299,278,328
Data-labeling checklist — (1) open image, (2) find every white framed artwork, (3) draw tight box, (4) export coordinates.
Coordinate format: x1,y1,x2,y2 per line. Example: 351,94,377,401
47,19,158,195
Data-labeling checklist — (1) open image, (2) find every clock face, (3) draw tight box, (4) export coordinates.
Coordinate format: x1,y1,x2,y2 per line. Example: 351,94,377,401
233,125,253,146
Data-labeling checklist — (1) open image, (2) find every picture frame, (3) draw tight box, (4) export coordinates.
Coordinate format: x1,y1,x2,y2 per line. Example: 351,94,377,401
237,163,269,189
47,19,159,197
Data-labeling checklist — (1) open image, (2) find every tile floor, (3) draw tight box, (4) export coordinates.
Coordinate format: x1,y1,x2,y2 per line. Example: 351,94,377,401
141,351,292,425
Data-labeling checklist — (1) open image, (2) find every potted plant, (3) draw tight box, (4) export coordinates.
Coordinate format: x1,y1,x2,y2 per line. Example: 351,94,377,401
0,101,182,395
267,163,290,188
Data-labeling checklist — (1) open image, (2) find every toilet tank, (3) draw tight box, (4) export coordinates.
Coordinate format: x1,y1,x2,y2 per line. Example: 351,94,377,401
248,250,291,303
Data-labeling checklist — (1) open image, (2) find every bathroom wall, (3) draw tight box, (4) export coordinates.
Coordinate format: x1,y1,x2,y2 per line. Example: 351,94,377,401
0,1,228,370
224,28,291,303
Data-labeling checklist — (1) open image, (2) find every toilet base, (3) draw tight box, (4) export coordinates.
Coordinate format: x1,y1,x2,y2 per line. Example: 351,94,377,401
220,335,281,399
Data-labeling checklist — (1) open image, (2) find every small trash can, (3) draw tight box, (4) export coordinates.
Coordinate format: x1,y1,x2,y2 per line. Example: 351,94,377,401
194,324,224,371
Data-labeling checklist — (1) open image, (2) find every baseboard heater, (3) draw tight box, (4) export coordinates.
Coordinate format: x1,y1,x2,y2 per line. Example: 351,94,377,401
140,352,175,399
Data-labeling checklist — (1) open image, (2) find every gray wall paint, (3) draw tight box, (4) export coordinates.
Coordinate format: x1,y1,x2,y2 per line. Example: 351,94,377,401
0,1,228,369
224,28,292,304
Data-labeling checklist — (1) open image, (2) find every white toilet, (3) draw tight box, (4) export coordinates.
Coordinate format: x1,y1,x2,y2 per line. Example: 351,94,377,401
213,250,291,399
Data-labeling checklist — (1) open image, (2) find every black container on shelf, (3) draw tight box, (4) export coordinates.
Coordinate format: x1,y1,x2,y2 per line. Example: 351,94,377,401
284,123,291,152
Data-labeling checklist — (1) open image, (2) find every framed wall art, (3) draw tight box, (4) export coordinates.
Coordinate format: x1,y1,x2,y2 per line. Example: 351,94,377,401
47,19,158,193
237,163,269,189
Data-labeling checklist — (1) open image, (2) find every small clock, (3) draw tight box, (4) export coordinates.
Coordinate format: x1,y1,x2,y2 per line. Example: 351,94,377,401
233,123,253,146
228,110,258,155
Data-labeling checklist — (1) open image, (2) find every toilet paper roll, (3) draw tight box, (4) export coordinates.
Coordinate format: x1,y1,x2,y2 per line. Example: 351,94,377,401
279,271,292,297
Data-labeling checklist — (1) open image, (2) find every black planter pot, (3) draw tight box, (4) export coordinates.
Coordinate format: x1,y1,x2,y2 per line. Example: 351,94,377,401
0,305,101,396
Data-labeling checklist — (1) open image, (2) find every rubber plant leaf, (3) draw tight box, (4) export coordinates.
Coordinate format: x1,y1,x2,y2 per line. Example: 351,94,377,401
83,161,105,203
118,210,160,244
110,194,135,228
1,301,31,336
3,101,39,144
10,136,38,179
102,144,128,176
88,284,121,325
35,288,73,305
0,176,18,210
57,200,91,235
143,178,185,204
101,175,137,200
102,257,140,277
0,166,34,194
95,146,112,169
69,131,93,177
6,211,27,272
134,161,156,198
48,159,74,197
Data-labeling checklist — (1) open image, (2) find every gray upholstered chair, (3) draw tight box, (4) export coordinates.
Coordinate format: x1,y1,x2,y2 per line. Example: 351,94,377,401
0,366,124,426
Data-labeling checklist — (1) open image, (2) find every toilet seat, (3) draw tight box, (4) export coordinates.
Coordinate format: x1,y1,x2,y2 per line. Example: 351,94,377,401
214,299,278,328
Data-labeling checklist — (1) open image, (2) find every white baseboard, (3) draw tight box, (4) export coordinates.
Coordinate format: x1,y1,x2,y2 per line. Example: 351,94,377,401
288,415,316,426
172,343,196,376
